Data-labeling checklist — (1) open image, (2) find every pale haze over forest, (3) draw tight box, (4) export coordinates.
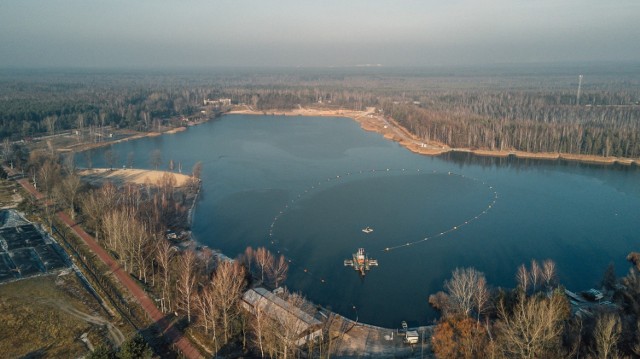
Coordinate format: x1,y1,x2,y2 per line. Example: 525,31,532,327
1,0,639,68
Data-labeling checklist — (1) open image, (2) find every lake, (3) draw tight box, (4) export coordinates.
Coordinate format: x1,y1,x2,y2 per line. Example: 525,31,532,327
84,114,640,327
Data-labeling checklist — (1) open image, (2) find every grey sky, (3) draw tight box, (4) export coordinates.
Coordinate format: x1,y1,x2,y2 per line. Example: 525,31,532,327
1,0,638,68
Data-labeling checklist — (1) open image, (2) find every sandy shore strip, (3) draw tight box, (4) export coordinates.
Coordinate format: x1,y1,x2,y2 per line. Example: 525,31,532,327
228,106,639,166
78,168,192,187
164,126,187,134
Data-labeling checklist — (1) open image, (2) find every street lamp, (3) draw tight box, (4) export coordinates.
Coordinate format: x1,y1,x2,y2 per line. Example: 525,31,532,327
352,305,358,325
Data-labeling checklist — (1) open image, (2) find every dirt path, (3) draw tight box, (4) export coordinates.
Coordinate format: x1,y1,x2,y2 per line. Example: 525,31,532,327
57,302,126,346
36,299,125,346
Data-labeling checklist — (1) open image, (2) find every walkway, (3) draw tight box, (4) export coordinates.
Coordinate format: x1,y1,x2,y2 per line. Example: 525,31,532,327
5,165,203,359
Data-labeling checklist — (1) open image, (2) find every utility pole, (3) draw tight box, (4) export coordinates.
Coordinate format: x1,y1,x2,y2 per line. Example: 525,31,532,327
421,329,424,359
576,74,583,105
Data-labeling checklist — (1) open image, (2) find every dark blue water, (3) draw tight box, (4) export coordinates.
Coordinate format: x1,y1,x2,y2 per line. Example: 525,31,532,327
84,114,640,327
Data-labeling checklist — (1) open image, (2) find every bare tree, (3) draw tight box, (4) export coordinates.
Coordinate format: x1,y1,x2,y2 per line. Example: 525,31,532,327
255,247,274,284
530,259,541,292
177,249,197,323
444,267,486,317
37,158,61,197
517,264,529,292
267,254,289,288
58,173,82,219
211,261,246,344
593,312,621,359
497,291,567,359
129,218,154,282
473,274,490,322
63,152,76,174
81,182,117,237
250,306,268,358
155,239,174,313
2,138,13,162
542,259,557,289
196,280,221,352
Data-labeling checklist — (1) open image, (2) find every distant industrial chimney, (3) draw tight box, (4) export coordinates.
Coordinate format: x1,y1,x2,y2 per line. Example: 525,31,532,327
576,75,583,105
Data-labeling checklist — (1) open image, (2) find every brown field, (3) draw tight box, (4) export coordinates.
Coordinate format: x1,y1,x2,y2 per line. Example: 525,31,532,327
0,272,127,358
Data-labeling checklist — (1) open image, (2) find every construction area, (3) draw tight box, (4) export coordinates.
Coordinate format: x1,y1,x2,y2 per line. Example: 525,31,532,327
0,209,68,283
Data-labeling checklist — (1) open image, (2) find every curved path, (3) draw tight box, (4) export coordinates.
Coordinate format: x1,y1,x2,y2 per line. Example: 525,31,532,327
4,165,202,359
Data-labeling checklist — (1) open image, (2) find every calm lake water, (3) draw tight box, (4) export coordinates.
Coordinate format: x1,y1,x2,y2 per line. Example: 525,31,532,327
85,114,640,327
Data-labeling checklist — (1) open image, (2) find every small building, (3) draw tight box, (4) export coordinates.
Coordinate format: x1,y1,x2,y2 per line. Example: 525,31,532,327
583,288,604,301
404,330,419,344
241,287,323,346
204,98,232,107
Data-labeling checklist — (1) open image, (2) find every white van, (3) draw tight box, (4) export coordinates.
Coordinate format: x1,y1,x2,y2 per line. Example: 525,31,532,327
404,330,419,344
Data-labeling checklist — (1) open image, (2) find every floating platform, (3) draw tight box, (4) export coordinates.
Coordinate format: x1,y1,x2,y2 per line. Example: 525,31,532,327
344,248,378,276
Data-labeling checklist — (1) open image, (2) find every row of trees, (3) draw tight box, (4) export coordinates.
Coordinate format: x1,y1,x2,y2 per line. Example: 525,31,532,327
429,258,640,358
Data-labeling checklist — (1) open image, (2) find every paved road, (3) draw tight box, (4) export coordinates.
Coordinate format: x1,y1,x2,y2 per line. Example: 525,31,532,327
5,165,203,359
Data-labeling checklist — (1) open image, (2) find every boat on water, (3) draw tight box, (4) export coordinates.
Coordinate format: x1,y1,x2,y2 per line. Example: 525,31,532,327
344,248,378,276
362,226,373,234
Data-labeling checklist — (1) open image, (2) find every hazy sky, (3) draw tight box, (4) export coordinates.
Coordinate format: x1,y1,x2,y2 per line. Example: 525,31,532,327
1,0,638,68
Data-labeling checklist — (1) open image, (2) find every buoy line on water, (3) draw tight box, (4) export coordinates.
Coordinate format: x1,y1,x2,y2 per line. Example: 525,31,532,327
264,168,499,286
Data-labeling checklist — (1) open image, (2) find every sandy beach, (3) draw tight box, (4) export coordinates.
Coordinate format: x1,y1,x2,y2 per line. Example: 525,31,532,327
78,168,192,187
229,106,640,166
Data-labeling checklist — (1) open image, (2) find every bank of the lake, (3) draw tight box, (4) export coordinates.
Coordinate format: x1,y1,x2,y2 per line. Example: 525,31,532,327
81,114,640,327
229,107,640,166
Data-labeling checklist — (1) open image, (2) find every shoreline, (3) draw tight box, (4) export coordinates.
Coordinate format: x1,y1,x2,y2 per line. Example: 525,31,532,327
55,126,194,154
227,107,640,166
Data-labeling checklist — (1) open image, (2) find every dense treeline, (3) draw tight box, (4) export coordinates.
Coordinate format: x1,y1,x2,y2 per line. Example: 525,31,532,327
0,77,206,139
1,67,638,158
385,89,640,157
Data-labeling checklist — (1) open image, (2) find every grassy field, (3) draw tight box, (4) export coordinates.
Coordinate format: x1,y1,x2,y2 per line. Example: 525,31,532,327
0,271,129,358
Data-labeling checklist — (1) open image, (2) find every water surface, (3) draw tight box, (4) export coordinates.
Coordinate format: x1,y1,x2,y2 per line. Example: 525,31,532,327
85,114,640,327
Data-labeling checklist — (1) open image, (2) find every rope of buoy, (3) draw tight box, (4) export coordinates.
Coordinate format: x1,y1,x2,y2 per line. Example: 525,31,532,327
265,168,498,284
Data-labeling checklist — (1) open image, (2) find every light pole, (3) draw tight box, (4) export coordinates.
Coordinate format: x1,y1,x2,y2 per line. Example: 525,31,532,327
352,305,358,325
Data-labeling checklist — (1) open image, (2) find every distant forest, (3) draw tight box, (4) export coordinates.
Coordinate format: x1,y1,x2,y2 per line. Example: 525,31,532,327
1,65,639,158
